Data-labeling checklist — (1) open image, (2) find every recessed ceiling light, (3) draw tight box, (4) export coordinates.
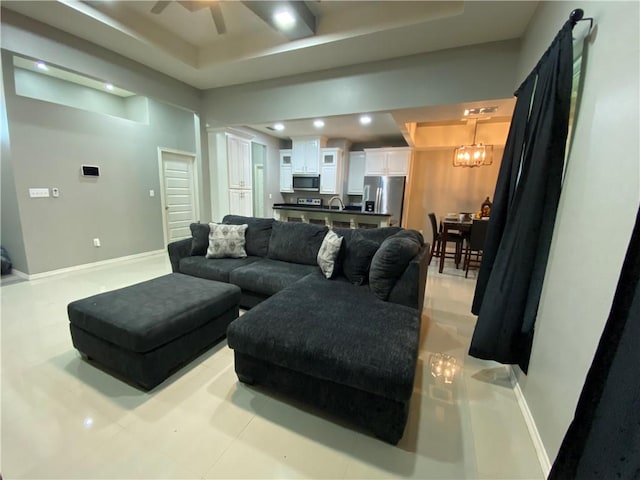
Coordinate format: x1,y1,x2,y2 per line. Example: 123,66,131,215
359,115,372,125
105,83,114,91
36,61,48,71
273,123,285,131
313,119,325,128
273,10,296,30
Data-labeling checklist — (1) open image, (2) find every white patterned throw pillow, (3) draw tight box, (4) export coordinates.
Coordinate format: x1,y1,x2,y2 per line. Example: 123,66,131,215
317,229,343,279
206,223,248,259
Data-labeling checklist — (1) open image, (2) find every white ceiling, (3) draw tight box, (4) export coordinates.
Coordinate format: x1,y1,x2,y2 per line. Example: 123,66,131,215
2,0,536,142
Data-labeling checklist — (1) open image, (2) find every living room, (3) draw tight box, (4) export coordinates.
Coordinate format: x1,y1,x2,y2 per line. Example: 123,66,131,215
1,1,638,478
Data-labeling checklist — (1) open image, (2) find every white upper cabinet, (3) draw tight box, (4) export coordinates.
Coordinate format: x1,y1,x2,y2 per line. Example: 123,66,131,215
319,148,342,195
279,149,293,193
347,151,365,195
364,147,411,176
227,134,252,189
291,136,326,174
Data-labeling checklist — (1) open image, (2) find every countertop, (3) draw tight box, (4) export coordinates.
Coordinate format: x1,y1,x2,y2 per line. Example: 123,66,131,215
273,204,392,217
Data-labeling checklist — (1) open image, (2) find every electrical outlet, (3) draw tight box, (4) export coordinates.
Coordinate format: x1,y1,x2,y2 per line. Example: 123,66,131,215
149,190,155,197
93,238,101,247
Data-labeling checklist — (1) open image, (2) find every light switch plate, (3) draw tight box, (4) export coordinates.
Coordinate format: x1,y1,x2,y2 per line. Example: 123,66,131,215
29,188,50,198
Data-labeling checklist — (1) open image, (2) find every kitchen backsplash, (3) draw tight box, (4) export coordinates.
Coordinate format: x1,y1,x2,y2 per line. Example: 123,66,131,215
281,193,362,206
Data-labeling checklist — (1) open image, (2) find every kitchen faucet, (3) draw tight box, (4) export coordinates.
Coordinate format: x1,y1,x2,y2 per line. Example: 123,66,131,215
328,196,345,210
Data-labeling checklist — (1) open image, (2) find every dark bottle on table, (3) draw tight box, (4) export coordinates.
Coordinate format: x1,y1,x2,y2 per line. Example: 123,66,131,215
481,196,492,218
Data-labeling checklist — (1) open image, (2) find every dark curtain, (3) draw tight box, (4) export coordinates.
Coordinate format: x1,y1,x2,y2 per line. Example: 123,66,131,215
549,207,640,480
469,21,574,372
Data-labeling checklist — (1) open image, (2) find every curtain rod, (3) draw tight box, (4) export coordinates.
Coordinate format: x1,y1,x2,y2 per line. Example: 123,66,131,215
515,9,592,96
569,8,593,31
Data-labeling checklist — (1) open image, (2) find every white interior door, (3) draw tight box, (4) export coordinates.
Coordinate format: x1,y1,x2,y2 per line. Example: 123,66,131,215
160,149,198,244
253,164,265,217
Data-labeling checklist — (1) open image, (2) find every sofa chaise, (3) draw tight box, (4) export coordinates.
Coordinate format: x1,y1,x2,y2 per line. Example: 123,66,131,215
168,215,430,443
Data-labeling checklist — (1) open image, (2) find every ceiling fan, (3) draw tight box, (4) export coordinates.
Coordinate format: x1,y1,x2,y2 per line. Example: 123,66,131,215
150,1,226,34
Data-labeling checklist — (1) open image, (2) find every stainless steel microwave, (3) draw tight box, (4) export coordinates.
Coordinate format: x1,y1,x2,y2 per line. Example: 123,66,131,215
292,175,320,192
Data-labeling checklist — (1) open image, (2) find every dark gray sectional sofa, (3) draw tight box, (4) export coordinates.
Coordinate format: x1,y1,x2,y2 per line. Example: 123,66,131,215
168,215,430,444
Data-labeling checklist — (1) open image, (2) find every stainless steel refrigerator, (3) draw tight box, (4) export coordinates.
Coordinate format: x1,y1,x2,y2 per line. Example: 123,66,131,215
361,176,406,226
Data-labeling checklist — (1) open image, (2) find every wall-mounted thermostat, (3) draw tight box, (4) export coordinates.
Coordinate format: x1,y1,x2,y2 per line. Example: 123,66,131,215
81,165,100,177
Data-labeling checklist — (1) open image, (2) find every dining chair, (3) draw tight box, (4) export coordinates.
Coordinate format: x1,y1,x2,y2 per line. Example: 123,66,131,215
464,219,490,278
428,212,464,266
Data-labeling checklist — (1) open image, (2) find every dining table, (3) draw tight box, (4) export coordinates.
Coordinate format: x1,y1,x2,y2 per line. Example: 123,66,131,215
438,217,473,273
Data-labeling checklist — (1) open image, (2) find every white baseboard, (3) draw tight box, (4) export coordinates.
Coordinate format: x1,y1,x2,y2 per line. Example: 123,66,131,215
24,250,165,280
509,366,551,477
10,269,29,279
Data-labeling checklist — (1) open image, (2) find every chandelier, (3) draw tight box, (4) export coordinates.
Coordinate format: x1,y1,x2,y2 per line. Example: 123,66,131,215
453,119,493,168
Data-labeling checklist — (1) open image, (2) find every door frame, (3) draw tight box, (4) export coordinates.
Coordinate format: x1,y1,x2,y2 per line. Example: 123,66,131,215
157,147,200,245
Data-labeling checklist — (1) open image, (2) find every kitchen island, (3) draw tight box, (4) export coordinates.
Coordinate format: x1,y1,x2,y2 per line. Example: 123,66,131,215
273,204,393,229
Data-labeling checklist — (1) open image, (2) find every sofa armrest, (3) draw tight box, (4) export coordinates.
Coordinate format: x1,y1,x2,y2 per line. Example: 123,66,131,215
167,238,193,272
387,243,430,312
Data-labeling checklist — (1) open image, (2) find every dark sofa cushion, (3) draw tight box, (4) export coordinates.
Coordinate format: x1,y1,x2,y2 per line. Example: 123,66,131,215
369,230,423,300
334,226,402,247
68,273,240,353
179,256,261,282
340,231,380,285
222,215,274,257
267,221,328,266
229,258,318,296
334,227,402,281
190,223,210,256
227,271,420,402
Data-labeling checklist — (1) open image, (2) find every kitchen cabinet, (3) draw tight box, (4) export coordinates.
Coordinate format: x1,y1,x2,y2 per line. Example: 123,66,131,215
291,136,326,174
319,148,343,195
364,147,411,176
227,135,252,189
279,149,293,193
229,189,253,217
347,151,365,195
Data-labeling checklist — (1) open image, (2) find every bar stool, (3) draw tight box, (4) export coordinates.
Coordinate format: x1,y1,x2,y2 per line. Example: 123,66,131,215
464,219,489,277
428,213,463,266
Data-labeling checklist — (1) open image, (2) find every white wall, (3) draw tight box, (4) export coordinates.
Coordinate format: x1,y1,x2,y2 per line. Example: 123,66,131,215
1,10,205,274
2,52,198,274
514,1,640,468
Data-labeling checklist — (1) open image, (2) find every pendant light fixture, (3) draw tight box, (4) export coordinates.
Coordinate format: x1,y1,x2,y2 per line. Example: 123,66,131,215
453,118,493,167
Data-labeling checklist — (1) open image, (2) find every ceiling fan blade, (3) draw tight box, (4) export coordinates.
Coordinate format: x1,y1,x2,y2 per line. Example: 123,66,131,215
209,3,227,34
150,1,171,14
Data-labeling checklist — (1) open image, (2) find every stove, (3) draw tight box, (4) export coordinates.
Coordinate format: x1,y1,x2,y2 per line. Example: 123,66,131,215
297,198,322,207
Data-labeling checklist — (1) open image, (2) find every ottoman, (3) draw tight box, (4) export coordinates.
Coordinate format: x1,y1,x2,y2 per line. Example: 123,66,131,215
68,273,240,390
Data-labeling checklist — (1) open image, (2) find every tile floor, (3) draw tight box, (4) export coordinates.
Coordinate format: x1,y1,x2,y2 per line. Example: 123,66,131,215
1,253,544,479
